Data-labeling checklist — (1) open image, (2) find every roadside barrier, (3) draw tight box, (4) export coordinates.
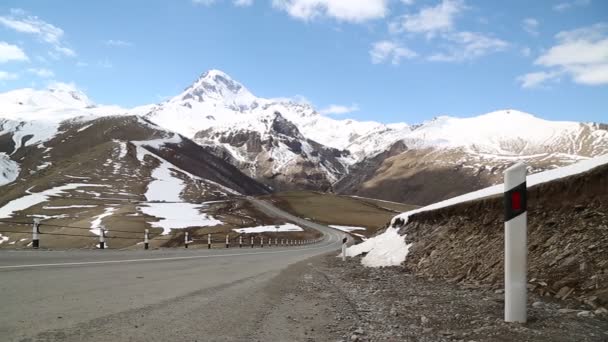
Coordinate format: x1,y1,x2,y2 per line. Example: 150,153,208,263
0,219,324,250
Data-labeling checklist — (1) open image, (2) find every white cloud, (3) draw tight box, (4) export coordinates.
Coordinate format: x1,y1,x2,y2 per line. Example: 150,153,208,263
0,9,75,57
428,31,508,62
320,104,360,115
522,23,608,86
0,71,18,81
370,40,417,65
0,41,28,63
272,0,388,23
27,68,54,78
401,0,415,4
522,18,539,36
553,0,590,12
76,61,88,67
105,39,133,47
234,0,254,6
517,71,561,88
521,47,532,57
390,0,465,37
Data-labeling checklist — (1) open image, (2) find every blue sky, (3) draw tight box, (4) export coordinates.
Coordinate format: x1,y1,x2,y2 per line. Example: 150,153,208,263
0,0,606,124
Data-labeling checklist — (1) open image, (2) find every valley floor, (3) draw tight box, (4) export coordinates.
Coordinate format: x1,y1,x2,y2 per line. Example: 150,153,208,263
269,254,608,342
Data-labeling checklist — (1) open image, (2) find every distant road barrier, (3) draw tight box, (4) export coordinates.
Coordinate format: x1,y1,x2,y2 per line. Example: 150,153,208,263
0,219,323,250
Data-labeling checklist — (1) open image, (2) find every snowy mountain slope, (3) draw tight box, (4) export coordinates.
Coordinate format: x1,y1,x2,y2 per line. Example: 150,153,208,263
336,110,608,204
0,114,271,248
143,70,378,190
142,71,608,194
0,83,132,122
0,69,606,200
144,69,385,153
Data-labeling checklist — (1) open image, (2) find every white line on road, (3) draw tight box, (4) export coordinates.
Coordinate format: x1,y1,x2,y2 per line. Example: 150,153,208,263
0,243,338,270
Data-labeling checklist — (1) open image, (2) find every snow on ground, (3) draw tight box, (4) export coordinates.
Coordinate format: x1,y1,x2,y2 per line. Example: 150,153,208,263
0,183,108,219
77,124,93,132
28,214,69,220
43,205,98,210
345,227,411,267
0,233,9,245
138,155,222,234
0,153,19,186
330,225,367,233
145,158,184,202
232,223,303,234
136,143,240,196
141,203,222,235
114,140,128,158
90,207,117,236
65,175,90,180
36,162,52,171
348,153,608,267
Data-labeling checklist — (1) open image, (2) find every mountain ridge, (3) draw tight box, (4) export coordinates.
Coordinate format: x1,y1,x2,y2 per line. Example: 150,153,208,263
1,70,606,203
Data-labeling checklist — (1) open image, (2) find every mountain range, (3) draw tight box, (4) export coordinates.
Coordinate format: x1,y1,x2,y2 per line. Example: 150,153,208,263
1,69,607,205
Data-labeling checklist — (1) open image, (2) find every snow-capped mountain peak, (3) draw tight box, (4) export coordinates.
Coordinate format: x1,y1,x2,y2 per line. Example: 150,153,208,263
174,69,258,111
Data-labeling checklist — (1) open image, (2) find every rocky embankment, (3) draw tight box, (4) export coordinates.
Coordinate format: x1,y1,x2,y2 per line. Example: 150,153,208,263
399,162,608,313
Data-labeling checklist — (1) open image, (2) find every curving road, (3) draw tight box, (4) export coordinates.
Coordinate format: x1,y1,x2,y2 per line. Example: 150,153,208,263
0,199,347,342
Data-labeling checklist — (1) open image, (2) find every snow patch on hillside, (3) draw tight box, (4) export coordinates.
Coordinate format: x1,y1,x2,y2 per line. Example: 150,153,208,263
0,153,19,186
145,159,184,202
90,207,116,236
139,153,222,235
345,227,411,267
330,225,366,232
348,154,608,267
232,223,303,234
0,183,108,219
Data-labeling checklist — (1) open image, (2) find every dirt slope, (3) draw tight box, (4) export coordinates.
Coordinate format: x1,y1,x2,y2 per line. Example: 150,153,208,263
399,162,608,308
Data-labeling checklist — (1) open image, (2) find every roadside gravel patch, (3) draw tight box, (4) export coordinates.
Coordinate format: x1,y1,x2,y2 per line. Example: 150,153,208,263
271,253,608,341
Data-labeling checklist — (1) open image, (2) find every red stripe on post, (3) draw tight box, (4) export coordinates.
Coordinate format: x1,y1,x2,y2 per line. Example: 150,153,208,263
511,191,521,211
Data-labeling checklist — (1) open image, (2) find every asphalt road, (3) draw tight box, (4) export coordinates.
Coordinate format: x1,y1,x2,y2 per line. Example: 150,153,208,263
0,199,347,342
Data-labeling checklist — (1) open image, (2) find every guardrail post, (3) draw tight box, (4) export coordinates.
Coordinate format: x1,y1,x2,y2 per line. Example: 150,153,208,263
99,228,106,249
144,229,149,250
185,232,189,248
32,218,40,249
504,162,528,323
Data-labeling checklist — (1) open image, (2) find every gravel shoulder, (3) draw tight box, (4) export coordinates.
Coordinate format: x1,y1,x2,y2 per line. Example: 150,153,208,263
261,253,608,342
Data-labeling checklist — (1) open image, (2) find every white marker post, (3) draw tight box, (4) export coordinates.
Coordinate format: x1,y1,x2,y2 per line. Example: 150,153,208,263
32,218,40,249
275,238,278,246
185,232,189,248
208,233,211,249
226,234,230,248
99,229,106,250
341,237,347,261
239,235,243,248
144,229,149,250
504,162,528,323
261,236,264,248
251,236,254,248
